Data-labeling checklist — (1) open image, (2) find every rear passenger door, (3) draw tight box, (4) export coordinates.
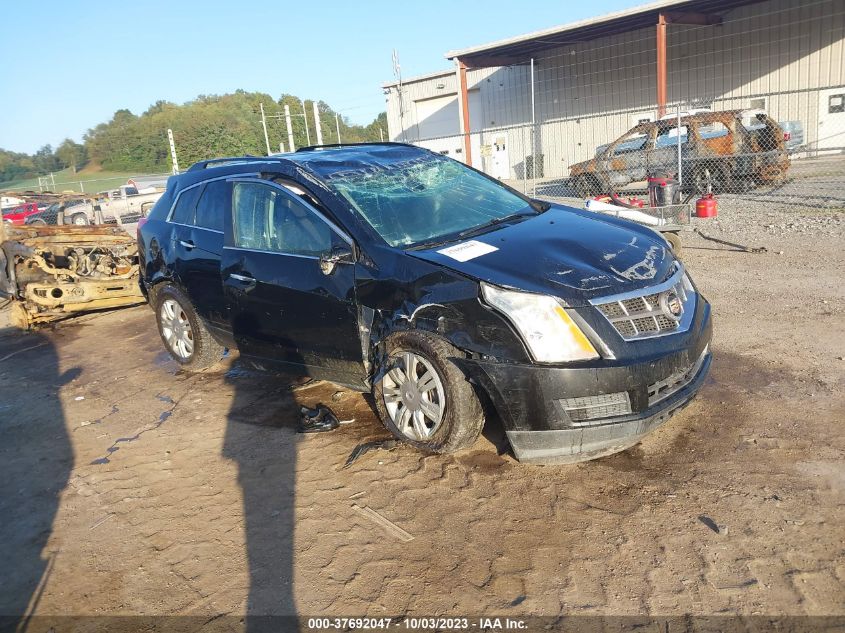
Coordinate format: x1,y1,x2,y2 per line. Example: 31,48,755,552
169,179,230,329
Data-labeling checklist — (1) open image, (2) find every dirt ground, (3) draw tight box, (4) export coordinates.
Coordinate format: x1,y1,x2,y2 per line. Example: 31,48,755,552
0,208,843,625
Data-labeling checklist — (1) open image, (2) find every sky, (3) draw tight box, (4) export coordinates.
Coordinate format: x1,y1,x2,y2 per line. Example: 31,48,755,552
1,0,644,154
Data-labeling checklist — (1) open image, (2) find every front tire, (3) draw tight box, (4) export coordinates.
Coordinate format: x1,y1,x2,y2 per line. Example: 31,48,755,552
154,285,223,371
665,231,683,257
373,331,484,454
70,212,89,226
572,174,595,198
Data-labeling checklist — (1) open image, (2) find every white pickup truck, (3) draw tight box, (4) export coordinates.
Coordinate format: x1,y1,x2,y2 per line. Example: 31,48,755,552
95,184,163,221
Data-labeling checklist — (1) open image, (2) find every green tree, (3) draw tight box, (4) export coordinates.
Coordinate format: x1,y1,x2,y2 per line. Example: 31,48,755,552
56,139,87,173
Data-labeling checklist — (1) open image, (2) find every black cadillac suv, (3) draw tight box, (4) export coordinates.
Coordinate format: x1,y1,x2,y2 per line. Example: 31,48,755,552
137,143,712,463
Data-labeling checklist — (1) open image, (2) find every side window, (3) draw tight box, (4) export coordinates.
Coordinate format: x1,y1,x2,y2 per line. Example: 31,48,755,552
232,182,332,256
609,129,649,155
195,180,228,232
170,185,201,224
698,121,729,140
655,125,688,147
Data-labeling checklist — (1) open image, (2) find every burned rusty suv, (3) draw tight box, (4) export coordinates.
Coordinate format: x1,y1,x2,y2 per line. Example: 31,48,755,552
569,110,790,197
138,143,712,464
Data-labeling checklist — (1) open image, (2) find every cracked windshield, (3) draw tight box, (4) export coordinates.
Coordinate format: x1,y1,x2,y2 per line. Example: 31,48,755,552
318,153,533,247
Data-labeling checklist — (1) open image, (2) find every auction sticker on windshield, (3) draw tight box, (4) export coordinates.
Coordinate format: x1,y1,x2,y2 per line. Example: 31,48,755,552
437,240,499,262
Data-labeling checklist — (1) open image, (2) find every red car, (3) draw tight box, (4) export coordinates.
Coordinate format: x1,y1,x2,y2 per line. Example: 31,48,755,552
2,203,42,225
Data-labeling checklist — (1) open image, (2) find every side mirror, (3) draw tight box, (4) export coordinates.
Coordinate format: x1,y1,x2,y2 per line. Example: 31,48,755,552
319,245,354,275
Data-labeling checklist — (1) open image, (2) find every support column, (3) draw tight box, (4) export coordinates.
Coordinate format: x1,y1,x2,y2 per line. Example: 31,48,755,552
656,13,667,117
457,59,473,166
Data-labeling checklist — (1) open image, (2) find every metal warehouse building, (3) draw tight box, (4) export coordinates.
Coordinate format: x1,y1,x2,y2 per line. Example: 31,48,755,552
383,0,845,195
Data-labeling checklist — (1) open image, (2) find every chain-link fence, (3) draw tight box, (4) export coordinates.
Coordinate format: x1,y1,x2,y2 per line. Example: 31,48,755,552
2,172,171,232
395,0,845,216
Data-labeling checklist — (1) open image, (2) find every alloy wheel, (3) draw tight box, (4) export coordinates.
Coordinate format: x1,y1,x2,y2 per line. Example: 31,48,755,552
160,298,194,360
382,351,446,441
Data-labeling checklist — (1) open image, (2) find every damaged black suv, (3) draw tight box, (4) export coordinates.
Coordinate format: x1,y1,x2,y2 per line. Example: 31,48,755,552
138,143,712,463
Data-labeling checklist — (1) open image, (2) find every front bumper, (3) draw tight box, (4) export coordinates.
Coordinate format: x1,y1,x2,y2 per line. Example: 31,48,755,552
459,301,712,464
504,350,710,463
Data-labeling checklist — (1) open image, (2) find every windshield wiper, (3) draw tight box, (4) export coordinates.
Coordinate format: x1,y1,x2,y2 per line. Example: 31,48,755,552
457,211,536,239
406,210,538,251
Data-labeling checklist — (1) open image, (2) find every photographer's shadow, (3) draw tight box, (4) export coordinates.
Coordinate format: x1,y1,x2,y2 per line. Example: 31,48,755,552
222,359,307,631
0,328,79,630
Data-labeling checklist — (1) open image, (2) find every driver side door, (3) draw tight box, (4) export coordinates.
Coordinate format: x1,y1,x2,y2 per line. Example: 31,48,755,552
221,178,366,388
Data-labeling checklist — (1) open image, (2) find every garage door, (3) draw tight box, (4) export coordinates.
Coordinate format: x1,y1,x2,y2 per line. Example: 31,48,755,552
412,92,481,164
414,94,459,140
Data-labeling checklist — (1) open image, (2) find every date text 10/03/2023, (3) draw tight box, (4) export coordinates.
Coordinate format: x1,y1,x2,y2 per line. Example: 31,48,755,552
306,617,528,630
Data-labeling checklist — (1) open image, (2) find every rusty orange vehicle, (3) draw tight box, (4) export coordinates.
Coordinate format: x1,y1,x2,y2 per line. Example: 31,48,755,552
569,110,791,197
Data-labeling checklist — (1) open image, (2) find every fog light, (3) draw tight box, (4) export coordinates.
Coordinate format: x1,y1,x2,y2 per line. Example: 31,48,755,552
557,391,631,426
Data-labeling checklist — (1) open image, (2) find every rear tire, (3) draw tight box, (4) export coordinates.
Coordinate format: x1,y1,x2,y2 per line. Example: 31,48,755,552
154,284,223,371
70,213,89,226
373,330,484,454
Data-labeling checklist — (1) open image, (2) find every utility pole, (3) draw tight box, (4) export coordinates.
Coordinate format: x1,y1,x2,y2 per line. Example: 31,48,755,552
335,113,342,143
392,49,405,142
301,99,311,146
167,129,180,174
260,103,271,156
312,101,324,145
279,141,285,153
284,105,296,152
379,127,384,142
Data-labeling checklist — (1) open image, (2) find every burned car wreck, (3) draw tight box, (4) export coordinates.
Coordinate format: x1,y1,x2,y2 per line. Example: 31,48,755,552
569,110,790,197
138,143,712,464
0,220,145,328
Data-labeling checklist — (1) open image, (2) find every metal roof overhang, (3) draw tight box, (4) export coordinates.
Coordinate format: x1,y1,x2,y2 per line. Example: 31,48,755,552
446,0,766,67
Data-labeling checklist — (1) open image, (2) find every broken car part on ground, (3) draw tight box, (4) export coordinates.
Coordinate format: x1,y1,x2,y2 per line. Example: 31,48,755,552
138,143,712,464
0,220,145,328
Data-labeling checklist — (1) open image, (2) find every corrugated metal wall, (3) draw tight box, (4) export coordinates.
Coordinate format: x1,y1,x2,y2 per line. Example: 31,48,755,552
386,0,844,180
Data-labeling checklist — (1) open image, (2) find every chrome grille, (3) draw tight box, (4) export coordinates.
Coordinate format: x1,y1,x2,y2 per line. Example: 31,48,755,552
591,264,695,341
648,347,709,407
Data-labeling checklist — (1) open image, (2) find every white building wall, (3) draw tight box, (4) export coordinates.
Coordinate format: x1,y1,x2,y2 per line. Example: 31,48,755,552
384,0,845,179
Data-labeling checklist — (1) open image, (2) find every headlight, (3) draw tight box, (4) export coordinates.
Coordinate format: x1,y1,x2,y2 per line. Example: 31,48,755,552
481,283,599,363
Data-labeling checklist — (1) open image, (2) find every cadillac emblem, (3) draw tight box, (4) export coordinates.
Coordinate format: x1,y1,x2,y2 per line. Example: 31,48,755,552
660,289,684,321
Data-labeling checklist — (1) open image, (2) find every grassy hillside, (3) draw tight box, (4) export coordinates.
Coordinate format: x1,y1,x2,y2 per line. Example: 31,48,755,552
2,165,168,193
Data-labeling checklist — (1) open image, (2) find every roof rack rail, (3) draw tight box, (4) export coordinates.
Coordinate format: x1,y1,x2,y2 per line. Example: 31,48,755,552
186,155,282,172
295,141,413,152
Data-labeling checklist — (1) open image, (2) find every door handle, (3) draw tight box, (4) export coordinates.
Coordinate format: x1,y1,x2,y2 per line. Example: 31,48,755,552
178,239,195,250
229,273,255,283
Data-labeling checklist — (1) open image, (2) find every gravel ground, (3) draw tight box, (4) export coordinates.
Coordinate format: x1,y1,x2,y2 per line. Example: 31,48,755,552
0,202,843,627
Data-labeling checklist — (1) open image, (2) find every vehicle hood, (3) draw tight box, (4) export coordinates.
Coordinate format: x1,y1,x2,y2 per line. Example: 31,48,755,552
407,205,675,306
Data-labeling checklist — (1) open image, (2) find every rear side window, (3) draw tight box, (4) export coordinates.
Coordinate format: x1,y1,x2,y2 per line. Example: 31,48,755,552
195,180,228,232
232,182,331,256
170,185,201,224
